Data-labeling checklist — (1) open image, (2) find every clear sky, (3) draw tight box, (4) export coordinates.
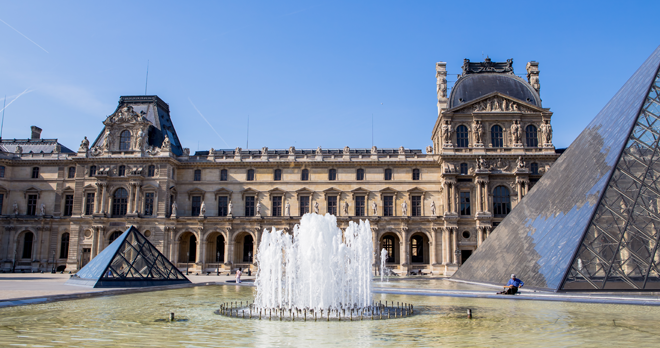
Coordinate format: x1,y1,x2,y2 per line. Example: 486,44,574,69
1,1,658,152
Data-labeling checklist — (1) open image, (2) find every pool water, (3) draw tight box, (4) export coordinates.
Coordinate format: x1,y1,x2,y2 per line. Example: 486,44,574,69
0,285,658,347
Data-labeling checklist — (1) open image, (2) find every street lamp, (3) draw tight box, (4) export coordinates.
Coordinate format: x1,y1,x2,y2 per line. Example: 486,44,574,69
186,251,189,275
51,251,55,273
216,251,220,276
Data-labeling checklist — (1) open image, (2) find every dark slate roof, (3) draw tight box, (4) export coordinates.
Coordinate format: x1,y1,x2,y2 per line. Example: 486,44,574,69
450,73,541,108
193,148,423,156
95,96,184,156
0,138,75,153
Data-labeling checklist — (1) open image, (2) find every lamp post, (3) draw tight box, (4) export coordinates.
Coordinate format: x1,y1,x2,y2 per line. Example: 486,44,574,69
216,251,220,276
51,251,55,273
186,251,189,275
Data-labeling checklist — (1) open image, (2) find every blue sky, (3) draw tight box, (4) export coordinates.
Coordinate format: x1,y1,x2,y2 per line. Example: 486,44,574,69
1,1,658,151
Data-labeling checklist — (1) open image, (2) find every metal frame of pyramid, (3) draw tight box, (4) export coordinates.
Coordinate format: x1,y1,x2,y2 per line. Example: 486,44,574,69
66,226,190,288
453,46,660,291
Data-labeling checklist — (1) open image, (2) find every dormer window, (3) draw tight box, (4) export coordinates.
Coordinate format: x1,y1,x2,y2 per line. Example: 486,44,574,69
119,130,131,151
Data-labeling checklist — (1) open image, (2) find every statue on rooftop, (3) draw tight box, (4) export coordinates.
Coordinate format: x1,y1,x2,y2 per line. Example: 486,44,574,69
80,136,89,151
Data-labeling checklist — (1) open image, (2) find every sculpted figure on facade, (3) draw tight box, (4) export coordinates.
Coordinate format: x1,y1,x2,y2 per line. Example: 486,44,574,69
314,201,319,214
426,145,433,154
511,120,521,144
160,134,171,151
13,202,18,215
285,201,290,216
316,146,322,155
135,129,146,151
262,147,268,155
199,200,206,217
517,156,525,169
431,201,436,216
15,145,22,154
343,202,349,216
541,120,553,144
256,201,261,216
372,201,377,215
343,146,350,155
288,146,295,154
473,120,484,144
402,201,408,216
40,203,46,216
398,146,405,154
80,136,89,151
476,156,486,170
228,200,233,216
234,146,241,154
441,120,452,144
371,146,377,155
171,201,178,218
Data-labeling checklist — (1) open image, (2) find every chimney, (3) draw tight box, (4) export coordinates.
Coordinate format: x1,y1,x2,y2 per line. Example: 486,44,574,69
31,126,42,140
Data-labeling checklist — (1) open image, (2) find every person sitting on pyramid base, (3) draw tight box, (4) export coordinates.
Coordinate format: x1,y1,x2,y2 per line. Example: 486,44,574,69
498,274,524,295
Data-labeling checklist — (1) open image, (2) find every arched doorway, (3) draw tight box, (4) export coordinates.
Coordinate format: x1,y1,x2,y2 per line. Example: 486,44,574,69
108,231,123,244
410,233,429,264
243,235,253,262
21,232,34,259
380,233,400,264
178,232,198,263
205,232,225,263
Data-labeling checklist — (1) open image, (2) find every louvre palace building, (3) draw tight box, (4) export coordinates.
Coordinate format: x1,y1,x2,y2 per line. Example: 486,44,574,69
0,58,561,276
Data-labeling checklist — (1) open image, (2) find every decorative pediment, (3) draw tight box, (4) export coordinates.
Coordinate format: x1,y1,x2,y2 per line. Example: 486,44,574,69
268,187,287,197
104,105,149,126
379,187,398,194
186,187,206,200
296,187,314,198
241,188,260,200
322,187,341,198
350,187,370,198
24,187,41,199
450,93,544,114
407,187,425,193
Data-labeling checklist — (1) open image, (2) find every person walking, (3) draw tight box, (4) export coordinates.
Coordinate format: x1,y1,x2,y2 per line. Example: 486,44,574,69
236,267,242,284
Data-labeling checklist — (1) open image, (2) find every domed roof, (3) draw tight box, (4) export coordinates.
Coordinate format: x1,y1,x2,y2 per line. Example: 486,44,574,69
449,73,541,109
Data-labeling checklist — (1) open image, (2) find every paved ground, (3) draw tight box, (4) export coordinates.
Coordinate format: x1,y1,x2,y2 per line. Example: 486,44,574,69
0,272,254,307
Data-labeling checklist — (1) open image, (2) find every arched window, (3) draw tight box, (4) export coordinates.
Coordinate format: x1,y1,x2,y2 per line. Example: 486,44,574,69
188,235,197,262
119,130,131,151
356,168,364,181
301,169,309,181
216,235,225,263
491,125,503,148
412,169,420,180
247,169,255,181
147,165,155,177
383,236,395,263
531,163,539,175
493,186,511,216
220,169,228,181
460,163,468,175
328,169,337,181
60,233,70,259
411,235,424,263
456,125,469,147
274,169,282,181
118,165,126,176
22,232,34,259
112,188,128,217
384,168,392,180
526,125,538,147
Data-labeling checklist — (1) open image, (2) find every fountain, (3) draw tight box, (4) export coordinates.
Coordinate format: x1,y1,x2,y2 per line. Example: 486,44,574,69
380,248,389,282
216,213,414,320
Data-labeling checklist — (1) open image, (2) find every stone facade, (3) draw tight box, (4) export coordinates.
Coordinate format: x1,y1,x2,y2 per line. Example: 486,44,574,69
0,59,560,276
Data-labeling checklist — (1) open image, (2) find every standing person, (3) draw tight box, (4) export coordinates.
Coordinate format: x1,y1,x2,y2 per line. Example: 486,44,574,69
498,274,523,295
236,267,242,284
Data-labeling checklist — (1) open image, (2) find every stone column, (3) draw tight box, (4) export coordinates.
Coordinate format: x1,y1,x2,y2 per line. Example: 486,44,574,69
134,185,141,214
100,183,108,215
200,240,207,271
34,227,43,263
429,241,435,265
399,241,405,268
195,232,202,265
94,183,102,214
173,240,180,264
224,239,229,266
477,227,483,247
451,229,457,264
91,228,98,258
127,183,135,214
442,228,449,264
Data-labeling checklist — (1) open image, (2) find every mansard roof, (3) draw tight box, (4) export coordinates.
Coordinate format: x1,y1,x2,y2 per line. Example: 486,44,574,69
450,58,541,109
0,138,74,154
193,148,423,156
92,95,184,156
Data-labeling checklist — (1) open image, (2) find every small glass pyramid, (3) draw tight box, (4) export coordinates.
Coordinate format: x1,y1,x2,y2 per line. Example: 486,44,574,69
66,226,190,288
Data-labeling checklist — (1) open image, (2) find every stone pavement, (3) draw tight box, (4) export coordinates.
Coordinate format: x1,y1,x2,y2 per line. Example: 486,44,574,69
0,272,254,308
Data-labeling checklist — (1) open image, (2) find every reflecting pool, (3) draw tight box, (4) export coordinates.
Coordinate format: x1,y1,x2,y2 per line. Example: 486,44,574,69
0,285,659,347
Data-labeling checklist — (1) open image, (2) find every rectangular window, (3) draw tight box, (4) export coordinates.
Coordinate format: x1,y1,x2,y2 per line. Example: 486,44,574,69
383,196,394,216
220,169,228,181
194,170,201,181
218,196,228,216
272,196,282,216
27,194,37,215
355,196,365,216
68,167,75,179
460,192,471,216
147,165,155,177
245,196,255,217
85,193,95,215
0,194,3,214
300,196,310,215
191,196,202,216
0,166,4,178
144,192,154,216
411,195,422,217
247,169,255,181
32,167,39,179
327,196,337,215
63,195,74,216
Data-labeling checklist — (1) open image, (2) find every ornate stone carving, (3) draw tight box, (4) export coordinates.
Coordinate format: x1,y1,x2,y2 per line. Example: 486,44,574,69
398,146,405,154
288,146,295,154
182,148,190,156
228,200,233,216
541,120,553,145
511,120,521,145
343,146,350,155
517,156,525,169
171,201,178,218
441,120,452,145
456,96,535,114
15,145,22,154
426,145,433,154
473,120,484,145
314,201,319,214
261,146,268,155
372,201,377,215
39,203,46,216
431,201,436,216
79,136,89,151
371,146,377,155
462,57,513,75
200,200,206,217
402,201,408,216
316,146,322,155
161,135,171,151
13,202,18,215
284,201,290,216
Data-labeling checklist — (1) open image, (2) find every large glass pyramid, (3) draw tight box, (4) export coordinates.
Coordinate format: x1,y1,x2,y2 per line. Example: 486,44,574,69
453,46,660,291
66,226,190,288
